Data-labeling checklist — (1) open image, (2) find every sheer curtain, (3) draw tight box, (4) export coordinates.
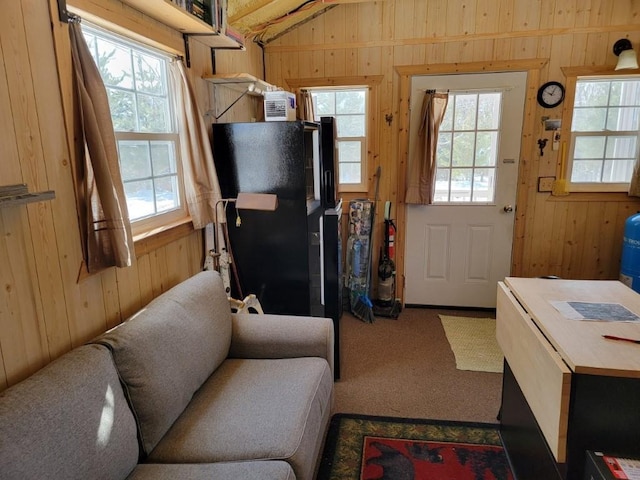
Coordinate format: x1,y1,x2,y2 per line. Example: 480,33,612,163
405,90,449,205
168,59,222,229
69,22,133,272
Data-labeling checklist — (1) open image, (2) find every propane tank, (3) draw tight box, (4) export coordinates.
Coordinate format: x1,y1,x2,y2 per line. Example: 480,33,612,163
620,212,640,293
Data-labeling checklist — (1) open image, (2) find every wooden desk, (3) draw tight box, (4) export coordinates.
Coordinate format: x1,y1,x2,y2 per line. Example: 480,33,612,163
496,278,640,480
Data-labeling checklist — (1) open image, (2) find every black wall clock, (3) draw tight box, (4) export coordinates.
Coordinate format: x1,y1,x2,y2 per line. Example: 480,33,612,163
537,81,565,108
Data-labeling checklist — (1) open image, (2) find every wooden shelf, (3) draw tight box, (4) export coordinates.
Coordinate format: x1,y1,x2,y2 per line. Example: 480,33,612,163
203,73,277,96
0,185,55,208
119,0,243,49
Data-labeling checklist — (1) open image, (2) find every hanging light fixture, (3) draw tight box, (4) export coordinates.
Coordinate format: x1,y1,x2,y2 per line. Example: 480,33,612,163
613,39,639,70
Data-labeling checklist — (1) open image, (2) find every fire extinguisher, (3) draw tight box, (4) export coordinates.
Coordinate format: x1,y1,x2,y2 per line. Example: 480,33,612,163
387,218,396,261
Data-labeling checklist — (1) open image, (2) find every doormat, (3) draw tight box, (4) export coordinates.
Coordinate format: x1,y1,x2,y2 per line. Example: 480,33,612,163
317,414,513,480
439,315,504,373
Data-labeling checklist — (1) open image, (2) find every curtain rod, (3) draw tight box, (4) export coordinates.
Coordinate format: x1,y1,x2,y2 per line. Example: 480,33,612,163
57,0,81,23
425,86,514,94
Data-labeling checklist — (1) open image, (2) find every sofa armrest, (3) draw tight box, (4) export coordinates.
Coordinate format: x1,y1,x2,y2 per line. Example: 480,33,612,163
229,314,334,376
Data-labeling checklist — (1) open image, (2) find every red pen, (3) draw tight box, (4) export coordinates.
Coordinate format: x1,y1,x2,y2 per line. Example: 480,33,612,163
602,335,640,344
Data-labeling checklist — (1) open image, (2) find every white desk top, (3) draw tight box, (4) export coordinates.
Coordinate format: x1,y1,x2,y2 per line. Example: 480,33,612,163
505,277,640,378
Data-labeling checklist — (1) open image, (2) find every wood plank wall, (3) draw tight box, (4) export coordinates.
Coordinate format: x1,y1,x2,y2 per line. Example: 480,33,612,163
0,0,264,391
264,0,640,298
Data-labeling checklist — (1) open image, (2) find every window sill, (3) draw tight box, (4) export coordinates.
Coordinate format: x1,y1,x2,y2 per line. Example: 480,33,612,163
133,217,196,257
548,191,637,202
76,217,196,283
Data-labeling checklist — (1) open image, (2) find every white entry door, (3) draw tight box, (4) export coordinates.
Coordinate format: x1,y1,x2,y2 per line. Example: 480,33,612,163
404,72,526,308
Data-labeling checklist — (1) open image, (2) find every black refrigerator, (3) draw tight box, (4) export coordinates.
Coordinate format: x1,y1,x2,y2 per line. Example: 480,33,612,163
211,120,343,377
211,121,321,312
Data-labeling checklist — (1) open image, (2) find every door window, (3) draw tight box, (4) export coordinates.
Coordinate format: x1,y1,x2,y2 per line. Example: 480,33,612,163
435,92,503,204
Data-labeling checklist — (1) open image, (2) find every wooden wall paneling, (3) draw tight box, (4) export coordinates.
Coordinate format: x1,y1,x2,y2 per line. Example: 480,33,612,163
425,0,447,39
410,0,427,40
511,37,541,60
585,32,610,66
163,236,191,289
475,0,499,34
554,0,577,28
598,201,622,278
115,261,143,322
101,268,122,330
561,201,589,278
610,0,640,25
513,1,541,31
325,49,347,77
27,0,103,358
580,201,606,278
530,198,557,276
498,0,515,33
493,38,513,62
569,33,588,66
136,253,155,308
70,273,109,347
548,34,574,79
393,0,415,40
549,200,569,273
472,39,496,62
445,0,477,37
588,0,614,27
3,2,72,360
358,47,382,76
0,209,49,387
512,66,542,276
538,0,556,30
394,70,411,300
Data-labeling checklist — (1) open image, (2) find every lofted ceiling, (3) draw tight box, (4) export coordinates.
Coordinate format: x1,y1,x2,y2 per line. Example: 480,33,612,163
227,0,376,45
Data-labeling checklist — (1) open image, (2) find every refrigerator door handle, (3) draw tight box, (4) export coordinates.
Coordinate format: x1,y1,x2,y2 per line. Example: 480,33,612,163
319,215,325,306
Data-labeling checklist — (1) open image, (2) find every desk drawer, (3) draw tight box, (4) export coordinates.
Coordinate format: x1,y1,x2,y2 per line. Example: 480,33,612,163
496,282,571,463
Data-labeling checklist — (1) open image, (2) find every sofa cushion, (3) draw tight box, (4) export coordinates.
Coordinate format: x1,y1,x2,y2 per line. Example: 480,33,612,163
127,461,295,480
95,270,231,455
148,357,332,480
0,344,139,480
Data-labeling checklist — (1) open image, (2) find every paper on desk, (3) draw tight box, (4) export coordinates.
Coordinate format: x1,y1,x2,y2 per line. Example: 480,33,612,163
603,455,640,480
551,301,640,322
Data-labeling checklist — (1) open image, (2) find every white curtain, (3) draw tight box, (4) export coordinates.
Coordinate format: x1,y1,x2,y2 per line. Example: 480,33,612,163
168,59,223,229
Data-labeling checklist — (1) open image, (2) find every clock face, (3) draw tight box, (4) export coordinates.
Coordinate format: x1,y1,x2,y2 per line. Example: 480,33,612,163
537,81,565,108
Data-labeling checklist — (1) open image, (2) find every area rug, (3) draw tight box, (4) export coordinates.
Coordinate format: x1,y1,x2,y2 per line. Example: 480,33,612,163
317,414,513,480
439,315,504,373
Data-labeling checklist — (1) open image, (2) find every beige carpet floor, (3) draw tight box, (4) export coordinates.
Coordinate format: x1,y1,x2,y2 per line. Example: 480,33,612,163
333,308,503,424
439,315,504,373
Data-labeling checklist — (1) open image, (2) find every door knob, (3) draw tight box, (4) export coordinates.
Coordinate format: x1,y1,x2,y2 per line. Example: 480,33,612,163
503,205,514,213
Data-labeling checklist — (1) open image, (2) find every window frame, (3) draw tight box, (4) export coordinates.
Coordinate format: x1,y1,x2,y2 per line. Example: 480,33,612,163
560,67,640,194
286,76,383,194
81,23,188,237
309,87,369,192
433,89,504,205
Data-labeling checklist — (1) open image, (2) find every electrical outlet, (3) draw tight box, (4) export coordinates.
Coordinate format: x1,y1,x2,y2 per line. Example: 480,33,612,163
538,176,555,192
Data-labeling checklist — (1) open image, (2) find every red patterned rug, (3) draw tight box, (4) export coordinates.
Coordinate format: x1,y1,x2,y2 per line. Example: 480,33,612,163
317,414,514,480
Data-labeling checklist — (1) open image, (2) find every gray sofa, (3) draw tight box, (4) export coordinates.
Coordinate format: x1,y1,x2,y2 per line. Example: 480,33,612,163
0,271,334,480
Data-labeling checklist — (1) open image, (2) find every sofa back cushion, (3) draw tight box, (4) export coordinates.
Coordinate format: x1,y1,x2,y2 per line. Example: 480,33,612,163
95,270,231,455
0,344,139,480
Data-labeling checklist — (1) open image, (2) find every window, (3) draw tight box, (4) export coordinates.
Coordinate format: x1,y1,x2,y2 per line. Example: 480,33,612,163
568,76,640,191
81,25,185,231
434,91,503,203
311,88,367,190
